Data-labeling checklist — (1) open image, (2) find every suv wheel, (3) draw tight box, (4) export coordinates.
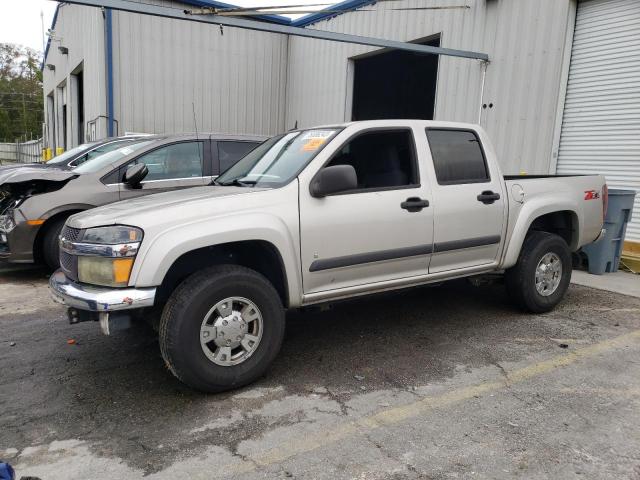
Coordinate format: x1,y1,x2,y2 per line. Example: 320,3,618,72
505,231,572,313
159,265,285,392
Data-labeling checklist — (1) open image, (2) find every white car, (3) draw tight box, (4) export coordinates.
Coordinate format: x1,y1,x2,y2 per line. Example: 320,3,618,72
50,120,607,392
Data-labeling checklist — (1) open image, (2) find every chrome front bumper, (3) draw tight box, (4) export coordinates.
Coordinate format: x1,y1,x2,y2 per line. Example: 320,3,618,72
49,270,156,312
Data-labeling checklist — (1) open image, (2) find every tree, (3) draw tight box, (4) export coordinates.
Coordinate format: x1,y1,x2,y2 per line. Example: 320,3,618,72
0,43,44,142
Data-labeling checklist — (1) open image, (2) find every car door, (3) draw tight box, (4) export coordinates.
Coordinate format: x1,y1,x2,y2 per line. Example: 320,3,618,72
119,140,208,200
299,127,434,294
424,128,506,273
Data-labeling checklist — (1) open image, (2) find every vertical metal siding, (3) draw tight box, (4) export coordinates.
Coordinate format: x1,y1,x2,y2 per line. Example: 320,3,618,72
557,0,640,241
285,0,572,175
112,4,289,136
42,4,107,145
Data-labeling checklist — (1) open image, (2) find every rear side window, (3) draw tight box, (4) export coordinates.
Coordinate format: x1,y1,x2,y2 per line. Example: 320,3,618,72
426,129,489,184
218,141,259,174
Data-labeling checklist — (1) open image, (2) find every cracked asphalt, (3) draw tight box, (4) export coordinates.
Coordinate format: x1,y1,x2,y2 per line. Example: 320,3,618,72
1,264,640,479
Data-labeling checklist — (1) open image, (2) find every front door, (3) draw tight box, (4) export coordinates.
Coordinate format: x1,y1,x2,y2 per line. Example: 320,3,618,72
424,128,506,273
119,141,207,200
299,128,434,294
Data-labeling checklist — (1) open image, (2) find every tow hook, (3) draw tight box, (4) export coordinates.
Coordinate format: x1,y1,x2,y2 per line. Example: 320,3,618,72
67,308,133,335
67,308,98,324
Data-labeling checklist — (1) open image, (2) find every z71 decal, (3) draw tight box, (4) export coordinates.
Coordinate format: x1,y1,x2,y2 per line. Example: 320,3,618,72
584,190,600,200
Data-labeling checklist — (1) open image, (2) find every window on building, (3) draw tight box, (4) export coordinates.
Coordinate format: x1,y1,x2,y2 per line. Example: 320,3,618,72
218,141,259,174
426,129,489,185
324,129,418,191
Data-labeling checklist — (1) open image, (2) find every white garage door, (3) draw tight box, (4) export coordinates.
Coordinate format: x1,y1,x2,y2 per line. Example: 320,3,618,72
557,0,640,242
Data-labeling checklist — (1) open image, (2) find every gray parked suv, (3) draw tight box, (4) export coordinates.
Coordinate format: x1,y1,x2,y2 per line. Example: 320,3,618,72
0,133,265,268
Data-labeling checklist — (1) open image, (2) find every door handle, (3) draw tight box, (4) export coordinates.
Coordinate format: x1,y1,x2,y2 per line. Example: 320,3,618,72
401,197,430,212
477,191,500,204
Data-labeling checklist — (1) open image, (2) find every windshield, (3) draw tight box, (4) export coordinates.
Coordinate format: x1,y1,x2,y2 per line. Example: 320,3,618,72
216,128,340,188
46,142,99,165
73,140,155,174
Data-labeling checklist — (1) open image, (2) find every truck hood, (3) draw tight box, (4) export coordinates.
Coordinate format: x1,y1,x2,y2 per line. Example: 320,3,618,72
68,185,271,229
0,165,76,185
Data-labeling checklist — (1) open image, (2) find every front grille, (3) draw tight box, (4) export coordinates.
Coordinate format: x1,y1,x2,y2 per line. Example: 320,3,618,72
61,225,82,242
60,225,81,281
60,250,79,281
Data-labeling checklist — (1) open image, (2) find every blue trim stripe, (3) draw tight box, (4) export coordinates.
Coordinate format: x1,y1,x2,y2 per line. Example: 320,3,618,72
292,0,376,27
106,8,115,137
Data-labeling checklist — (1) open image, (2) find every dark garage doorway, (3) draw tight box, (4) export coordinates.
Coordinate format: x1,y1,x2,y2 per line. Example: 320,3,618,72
352,36,440,121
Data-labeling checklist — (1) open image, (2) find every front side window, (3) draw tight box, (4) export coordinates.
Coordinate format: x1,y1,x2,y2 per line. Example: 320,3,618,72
218,141,260,174
323,129,418,192
426,129,489,185
131,142,204,181
216,129,340,188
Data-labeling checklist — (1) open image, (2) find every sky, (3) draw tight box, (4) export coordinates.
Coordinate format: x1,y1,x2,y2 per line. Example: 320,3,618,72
0,0,330,53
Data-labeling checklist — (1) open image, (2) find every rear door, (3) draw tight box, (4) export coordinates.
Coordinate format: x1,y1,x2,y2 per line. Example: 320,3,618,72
119,140,209,200
424,128,506,273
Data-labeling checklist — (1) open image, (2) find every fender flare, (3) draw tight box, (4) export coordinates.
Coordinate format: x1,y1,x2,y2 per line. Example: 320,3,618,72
502,197,581,269
130,212,304,306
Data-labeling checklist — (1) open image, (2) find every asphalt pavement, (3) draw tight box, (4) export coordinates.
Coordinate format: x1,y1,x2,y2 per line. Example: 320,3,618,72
1,264,640,479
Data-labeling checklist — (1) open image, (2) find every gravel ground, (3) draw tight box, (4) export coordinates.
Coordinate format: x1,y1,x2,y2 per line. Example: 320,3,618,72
1,265,640,479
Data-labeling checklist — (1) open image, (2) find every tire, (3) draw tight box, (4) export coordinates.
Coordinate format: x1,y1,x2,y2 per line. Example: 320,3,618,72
159,264,285,393
505,231,572,313
42,217,67,270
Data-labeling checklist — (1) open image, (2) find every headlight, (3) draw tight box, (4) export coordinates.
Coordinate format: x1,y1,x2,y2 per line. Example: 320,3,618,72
82,225,143,244
0,209,16,233
65,225,143,287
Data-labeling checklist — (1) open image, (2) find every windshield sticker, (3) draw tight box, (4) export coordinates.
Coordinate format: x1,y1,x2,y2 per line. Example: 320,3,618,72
301,130,334,152
119,147,134,155
302,138,327,152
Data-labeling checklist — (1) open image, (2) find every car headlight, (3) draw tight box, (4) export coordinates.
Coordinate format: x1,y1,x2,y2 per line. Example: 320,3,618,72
72,225,143,287
82,225,143,244
0,209,16,233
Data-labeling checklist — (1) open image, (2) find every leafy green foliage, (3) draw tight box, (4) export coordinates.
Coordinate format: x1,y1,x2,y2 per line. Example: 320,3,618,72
0,43,44,142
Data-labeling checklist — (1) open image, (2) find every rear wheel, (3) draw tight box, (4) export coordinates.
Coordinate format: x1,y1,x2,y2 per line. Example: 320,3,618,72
505,231,572,313
42,217,68,270
159,265,285,392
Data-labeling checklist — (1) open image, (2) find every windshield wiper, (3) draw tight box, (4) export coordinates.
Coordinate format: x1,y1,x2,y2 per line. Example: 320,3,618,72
215,178,257,187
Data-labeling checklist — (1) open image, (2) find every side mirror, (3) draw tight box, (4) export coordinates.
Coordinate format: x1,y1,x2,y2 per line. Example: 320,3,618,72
310,165,358,198
124,163,148,188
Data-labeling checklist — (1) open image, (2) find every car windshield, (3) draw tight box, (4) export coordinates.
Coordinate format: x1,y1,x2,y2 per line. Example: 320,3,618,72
216,128,341,188
73,140,155,174
46,142,99,165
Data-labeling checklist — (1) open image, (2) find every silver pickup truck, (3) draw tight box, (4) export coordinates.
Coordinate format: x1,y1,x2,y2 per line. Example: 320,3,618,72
50,120,607,392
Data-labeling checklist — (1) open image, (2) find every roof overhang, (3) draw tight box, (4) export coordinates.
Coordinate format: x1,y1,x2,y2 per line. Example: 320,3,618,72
58,0,489,61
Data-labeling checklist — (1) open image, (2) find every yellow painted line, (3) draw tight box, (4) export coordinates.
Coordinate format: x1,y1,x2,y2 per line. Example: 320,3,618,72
221,329,640,473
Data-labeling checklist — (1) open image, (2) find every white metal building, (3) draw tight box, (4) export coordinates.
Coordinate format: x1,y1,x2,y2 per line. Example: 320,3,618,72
42,0,640,243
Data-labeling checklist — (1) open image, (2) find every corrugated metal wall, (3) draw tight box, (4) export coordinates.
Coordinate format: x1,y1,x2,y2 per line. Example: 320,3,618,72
285,0,574,175
557,0,640,242
111,4,289,136
42,4,107,147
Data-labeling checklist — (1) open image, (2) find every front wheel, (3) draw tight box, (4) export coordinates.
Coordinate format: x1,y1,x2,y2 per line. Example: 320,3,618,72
159,265,285,393
505,231,572,313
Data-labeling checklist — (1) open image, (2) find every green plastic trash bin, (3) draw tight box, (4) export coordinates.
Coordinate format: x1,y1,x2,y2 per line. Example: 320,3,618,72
582,188,636,275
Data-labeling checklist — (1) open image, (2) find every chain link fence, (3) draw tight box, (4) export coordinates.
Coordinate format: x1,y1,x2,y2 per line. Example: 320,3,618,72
0,138,43,165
